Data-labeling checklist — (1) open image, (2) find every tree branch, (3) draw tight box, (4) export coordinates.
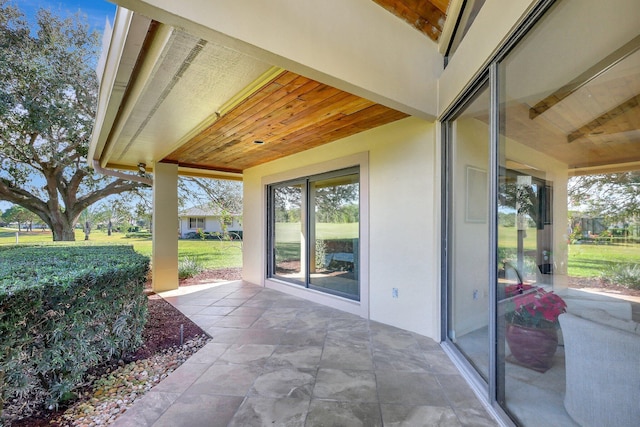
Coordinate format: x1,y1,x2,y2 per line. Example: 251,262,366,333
71,179,149,219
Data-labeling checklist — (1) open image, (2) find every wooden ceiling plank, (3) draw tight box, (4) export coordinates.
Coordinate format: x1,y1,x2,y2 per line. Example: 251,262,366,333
207,76,309,134
341,97,378,115
181,81,339,162
275,104,405,147
215,105,405,168
529,34,640,119
231,95,361,146
430,0,450,14
168,75,320,159
567,94,640,142
409,0,447,26
196,79,319,144
166,67,410,174
177,73,375,162
168,79,290,156
280,91,357,126
186,106,407,171
371,0,443,41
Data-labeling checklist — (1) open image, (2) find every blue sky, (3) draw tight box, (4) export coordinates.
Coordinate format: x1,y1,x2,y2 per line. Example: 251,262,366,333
16,0,117,33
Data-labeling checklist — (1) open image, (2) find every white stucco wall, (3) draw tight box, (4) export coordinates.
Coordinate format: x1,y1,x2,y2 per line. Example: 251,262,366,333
243,117,440,339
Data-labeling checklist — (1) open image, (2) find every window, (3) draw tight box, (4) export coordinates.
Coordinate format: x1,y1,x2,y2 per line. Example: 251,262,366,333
188,217,205,229
268,167,360,301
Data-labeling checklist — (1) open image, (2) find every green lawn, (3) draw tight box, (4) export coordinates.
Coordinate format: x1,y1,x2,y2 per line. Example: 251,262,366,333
498,225,640,278
275,222,359,242
6,224,635,279
567,243,640,278
0,227,242,270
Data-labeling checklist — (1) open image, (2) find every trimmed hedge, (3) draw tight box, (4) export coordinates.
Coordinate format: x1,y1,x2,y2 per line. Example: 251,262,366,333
124,231,152,239
0,245,149,414
182,230,243,240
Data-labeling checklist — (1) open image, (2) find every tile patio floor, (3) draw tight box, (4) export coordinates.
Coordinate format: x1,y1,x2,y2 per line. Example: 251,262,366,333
113,281,498,427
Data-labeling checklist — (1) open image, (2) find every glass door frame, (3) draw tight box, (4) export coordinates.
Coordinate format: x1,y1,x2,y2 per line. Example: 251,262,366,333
440,0,557,421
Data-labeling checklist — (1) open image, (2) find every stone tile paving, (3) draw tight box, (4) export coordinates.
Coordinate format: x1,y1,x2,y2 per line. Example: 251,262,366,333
113,281,498,427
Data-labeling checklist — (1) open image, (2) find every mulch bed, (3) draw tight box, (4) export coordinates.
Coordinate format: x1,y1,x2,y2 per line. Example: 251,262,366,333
567,276,640,298
130,267,243,359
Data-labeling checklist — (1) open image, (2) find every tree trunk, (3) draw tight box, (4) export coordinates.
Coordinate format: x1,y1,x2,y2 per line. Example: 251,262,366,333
51,221,76,241
54,229,76,241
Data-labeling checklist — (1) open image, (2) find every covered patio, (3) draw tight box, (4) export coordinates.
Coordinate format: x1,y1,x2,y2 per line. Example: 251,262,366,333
113,281,497,426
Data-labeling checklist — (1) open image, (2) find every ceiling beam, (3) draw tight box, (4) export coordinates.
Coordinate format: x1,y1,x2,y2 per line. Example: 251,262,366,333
529,34,640,119
567,94,640,142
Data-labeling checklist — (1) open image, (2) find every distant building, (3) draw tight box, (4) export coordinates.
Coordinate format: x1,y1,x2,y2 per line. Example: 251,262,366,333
178,206,242,238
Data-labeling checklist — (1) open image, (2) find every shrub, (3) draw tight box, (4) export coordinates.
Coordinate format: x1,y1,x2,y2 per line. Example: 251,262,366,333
196,228,206,240
602,263,640,290
315,239,327,270
0,245,149,416
124,231,152,239
178,256,204,279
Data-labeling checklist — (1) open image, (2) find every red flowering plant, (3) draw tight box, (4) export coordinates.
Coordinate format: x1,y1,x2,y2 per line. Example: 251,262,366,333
505,287,567,329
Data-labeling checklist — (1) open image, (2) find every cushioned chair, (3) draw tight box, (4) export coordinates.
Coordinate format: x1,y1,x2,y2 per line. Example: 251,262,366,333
559,309,640,427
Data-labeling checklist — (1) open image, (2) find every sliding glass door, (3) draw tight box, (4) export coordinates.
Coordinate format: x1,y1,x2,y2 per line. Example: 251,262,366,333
444,1,640,425
269,167,360,301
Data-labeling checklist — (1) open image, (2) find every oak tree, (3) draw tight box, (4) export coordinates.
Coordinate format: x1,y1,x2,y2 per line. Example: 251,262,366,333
0,1,147,241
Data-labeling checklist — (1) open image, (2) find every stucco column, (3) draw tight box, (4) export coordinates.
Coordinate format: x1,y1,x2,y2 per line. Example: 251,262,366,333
152,162,179,292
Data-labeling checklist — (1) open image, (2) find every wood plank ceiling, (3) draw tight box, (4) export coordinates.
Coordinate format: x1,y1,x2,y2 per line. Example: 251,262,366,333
164,71,409,173
371,0,450,41
494,40,640,175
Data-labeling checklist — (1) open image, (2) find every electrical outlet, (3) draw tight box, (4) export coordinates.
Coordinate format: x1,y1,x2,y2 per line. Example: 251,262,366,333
473,289,479,300
392,288,399,298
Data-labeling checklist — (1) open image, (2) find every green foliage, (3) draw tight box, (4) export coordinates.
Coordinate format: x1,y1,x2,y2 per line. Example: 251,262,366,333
315,239,327,270
601,263,640,290
196,228,206,240
1,205,38,231
124,231,152,239
178,256,204,279
498,211,516,227
569,222,583,242
569,172,640,221
0,245,149,413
